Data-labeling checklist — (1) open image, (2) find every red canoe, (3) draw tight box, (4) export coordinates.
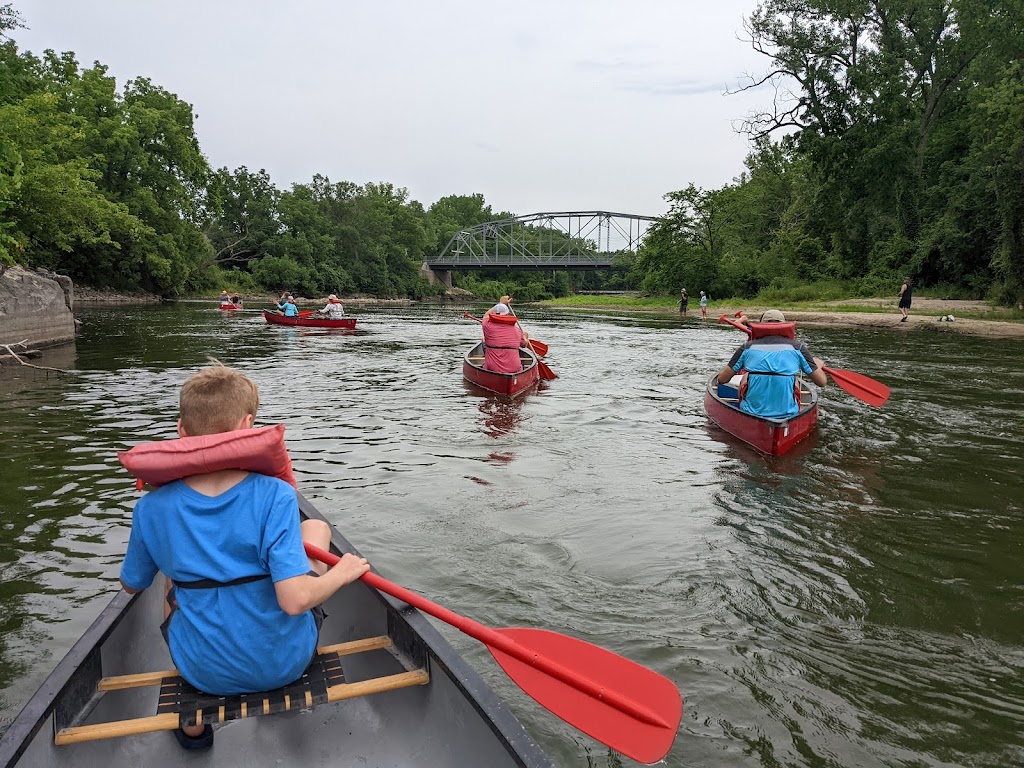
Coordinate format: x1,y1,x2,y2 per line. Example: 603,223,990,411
219,303,243,311
703,374,818,456
263,311,356,329
463,342,540,398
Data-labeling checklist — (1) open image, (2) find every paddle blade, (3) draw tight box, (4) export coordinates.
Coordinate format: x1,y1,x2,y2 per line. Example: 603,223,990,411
298,310,314,318
489,628,681,764
528,339,549,357
823,367,890,407
537,360,558,380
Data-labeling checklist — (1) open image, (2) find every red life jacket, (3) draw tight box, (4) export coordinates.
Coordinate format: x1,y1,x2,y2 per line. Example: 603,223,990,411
749,321,796,339
328,298,342,304
486,312,518,325
118,424,297,490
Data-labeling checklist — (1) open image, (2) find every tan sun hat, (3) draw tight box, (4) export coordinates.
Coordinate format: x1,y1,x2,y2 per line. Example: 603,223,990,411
328,294,338,300
760,309,786,323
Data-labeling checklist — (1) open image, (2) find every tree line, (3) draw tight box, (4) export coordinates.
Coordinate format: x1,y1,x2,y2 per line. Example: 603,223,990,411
639,0,1024,305
1,1,1021,304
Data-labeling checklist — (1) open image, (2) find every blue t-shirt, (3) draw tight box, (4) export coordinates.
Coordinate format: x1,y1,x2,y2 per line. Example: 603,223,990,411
729,337,815,419
120,473,316,695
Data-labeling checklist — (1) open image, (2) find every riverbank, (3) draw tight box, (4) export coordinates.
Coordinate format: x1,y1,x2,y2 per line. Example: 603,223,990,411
544,297,1024,339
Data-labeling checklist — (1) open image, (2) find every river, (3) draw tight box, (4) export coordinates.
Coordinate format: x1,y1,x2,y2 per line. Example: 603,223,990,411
0,302,1022,767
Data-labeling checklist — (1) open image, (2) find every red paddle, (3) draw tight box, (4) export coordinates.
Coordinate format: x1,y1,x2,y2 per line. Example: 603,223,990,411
463,312,549,358
304,543,681,763
718,315,891,406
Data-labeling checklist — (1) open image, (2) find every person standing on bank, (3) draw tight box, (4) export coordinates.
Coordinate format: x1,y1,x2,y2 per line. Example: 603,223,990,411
699,291,708,321
898,277,913,322
679,289,688,316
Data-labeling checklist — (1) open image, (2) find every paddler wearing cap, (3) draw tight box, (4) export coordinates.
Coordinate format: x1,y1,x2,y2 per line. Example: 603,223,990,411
317,294,346,319
481,296,531,374
716,309,827,419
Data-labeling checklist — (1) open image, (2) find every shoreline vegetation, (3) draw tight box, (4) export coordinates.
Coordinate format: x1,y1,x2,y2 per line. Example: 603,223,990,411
72,289,1024,339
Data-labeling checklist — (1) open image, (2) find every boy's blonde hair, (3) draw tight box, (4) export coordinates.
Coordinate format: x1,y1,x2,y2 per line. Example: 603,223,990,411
179,363,259,436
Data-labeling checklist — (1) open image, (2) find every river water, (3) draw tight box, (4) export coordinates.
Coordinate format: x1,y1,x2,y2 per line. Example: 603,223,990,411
0,303,1022,767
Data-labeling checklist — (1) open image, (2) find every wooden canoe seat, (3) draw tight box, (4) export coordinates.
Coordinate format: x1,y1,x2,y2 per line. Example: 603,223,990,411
54,636,428,745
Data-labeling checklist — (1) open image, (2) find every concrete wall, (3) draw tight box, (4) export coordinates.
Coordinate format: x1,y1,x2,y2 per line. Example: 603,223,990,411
419,262,453,289
0,266,76,352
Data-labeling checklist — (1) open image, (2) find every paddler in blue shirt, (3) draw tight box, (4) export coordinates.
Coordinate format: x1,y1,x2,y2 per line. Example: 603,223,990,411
717,309,828,419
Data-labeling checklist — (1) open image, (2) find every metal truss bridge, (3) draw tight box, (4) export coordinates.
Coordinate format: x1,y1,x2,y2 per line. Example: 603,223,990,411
427,211,659,271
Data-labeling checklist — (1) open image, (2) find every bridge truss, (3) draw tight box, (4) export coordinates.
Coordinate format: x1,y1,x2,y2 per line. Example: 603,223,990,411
429,211,659,270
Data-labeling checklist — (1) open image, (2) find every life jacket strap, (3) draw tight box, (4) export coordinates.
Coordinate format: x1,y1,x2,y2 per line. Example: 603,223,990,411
174,573,270,590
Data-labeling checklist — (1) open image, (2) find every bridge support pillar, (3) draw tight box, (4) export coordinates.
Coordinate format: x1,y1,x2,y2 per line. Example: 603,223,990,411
419,263,453,289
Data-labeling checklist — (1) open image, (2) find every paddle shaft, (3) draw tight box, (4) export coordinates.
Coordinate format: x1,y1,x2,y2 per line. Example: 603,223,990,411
303,543,668,727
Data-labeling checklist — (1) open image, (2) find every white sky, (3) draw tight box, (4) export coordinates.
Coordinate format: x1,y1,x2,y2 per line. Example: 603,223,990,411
12,0,771,218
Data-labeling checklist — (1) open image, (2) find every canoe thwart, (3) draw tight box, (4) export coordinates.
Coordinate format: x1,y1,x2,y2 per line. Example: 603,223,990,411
97,635,395,692
55,637,427,746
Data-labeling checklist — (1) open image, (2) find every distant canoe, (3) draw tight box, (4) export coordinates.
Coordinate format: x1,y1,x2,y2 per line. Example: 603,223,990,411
462,342,540,398
263,311,356,329
703,374,818,456
219,303,243,311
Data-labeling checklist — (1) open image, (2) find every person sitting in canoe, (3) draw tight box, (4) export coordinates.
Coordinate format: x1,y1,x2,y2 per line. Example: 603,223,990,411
231,292,242,307
482,297,531,374
275,292,299,317
118,364,370,750
219,290,231,306
317,293,345,319
716,309,827,419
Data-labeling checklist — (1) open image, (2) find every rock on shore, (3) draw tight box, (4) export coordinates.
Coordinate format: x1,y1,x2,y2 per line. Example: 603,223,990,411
0,265,76,354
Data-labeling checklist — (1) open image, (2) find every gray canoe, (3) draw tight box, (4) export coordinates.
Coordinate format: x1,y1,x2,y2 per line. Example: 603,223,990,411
0,492,553,767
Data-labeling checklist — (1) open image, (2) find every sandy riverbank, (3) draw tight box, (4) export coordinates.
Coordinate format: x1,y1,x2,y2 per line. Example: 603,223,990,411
561,298,1024,340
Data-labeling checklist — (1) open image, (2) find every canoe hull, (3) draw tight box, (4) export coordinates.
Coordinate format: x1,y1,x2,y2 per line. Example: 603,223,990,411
263,311,356,329
219,304,243,311
0,494,551,768
462,342,540,398
704,374,818,456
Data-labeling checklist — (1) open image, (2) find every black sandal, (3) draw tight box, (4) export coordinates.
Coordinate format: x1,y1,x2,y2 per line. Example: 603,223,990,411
173,724,214,750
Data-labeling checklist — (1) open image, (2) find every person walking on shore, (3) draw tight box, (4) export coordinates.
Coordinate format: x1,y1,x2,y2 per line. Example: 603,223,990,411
679,289,688,317
898,277,913,322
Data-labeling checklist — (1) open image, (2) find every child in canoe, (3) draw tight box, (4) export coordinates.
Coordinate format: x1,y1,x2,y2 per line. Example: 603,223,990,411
118,364,369,749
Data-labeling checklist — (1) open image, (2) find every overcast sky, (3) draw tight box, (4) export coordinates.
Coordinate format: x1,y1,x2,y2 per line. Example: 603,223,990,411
12,0,771,217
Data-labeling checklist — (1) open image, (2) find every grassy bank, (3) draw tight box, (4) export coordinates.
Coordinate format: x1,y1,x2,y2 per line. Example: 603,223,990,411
542,293,1024,323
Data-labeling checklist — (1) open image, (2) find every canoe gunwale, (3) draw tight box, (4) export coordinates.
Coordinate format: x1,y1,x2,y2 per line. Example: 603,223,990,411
296,492,550,766
0,591,138,768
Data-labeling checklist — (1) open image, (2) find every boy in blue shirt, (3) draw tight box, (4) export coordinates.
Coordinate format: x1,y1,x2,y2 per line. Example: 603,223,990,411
717,309,828,419
119,364,370,749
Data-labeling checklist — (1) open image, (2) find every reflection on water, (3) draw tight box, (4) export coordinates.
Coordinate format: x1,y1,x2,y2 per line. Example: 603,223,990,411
1,305,1023,767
